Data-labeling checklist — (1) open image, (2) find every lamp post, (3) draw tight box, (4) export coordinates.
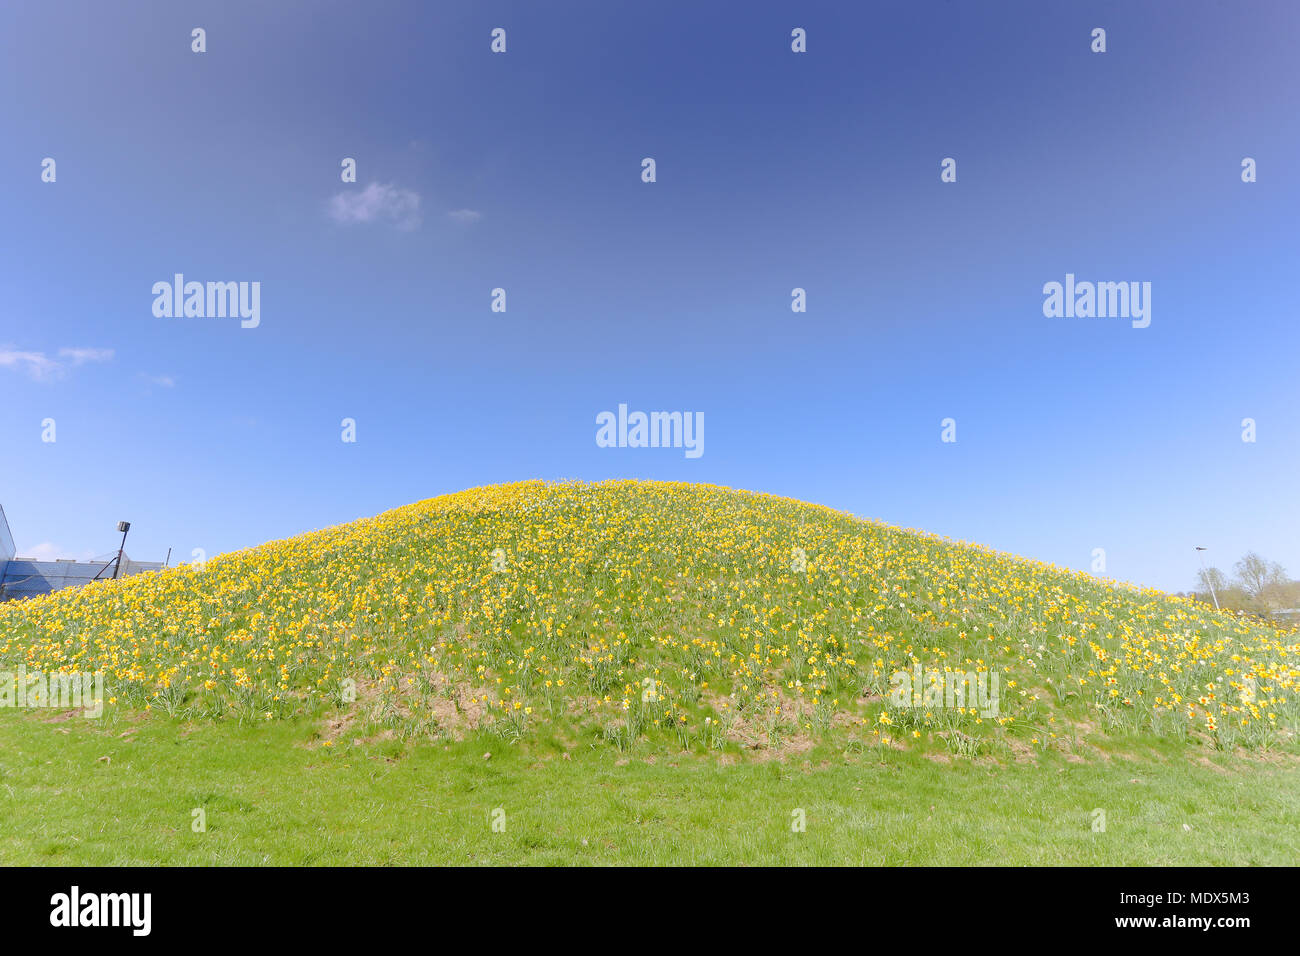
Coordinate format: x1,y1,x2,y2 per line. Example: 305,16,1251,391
112,521,131,579
1195,546,1220,611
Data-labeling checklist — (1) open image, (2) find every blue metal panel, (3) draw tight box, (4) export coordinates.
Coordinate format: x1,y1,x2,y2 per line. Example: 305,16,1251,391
1,556,162,600
0,504,14,562
0,505,14,587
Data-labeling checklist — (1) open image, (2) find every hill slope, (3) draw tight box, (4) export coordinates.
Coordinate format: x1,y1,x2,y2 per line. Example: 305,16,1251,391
2,480,1296,758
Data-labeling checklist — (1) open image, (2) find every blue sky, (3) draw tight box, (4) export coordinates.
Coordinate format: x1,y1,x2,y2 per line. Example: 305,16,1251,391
1,0,1296,591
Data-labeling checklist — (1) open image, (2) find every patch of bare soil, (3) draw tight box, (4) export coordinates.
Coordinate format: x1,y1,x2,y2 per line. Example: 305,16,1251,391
1006,737,1038,764
315,667,495,747
700,688,819,761
422,670,487,734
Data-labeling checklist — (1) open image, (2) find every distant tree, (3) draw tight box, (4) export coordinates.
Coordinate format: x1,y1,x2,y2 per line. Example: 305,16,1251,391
1233,552,1289,610
1188,554,1296,617
1196,566,1228,597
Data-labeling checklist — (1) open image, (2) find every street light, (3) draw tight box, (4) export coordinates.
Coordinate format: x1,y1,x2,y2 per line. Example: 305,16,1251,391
1195,547,1220,611
112,521,131,579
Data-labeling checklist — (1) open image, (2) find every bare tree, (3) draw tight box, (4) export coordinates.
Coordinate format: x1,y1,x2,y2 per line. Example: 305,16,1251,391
1197,566,1228,596
1233,552,1288,609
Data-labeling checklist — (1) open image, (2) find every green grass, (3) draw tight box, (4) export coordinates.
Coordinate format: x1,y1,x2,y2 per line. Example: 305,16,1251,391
2,708,1295,865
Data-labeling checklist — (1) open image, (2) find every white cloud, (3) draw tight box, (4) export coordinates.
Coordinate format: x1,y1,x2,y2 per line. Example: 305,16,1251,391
20,542,96,562
447,208,482,224
328,182,422,231
0,345,113,381
58,347,115,366
0,348,62,381
139,373,176,387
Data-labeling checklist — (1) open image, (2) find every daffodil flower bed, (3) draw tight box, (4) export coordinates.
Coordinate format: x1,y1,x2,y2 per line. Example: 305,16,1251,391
2,481,1295,756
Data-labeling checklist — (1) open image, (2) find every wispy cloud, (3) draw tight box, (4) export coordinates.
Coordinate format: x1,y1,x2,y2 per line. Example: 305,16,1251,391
58,347,116,366
21,542,96,562
0,348,62,381
139,373,176,388
328,182,422,231
447,208,482,224
0,345,114,381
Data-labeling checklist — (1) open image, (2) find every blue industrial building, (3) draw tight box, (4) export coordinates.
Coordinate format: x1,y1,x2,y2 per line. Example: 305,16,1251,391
0,504,164,601
0,504,14,573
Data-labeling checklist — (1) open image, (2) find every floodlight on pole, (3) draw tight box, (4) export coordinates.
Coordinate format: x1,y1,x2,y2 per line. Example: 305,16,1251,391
112,521,131,580
1195,547,1220,611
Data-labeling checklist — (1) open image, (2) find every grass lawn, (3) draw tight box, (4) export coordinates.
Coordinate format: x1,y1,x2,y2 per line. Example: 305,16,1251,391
2,709,1295,866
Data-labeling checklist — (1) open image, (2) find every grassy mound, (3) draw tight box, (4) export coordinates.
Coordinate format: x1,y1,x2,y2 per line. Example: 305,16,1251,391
2,480,1296,759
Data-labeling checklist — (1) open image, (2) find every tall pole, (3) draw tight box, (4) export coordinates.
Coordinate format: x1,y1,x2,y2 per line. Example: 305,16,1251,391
112,521,131,579
1196,547,1220,611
